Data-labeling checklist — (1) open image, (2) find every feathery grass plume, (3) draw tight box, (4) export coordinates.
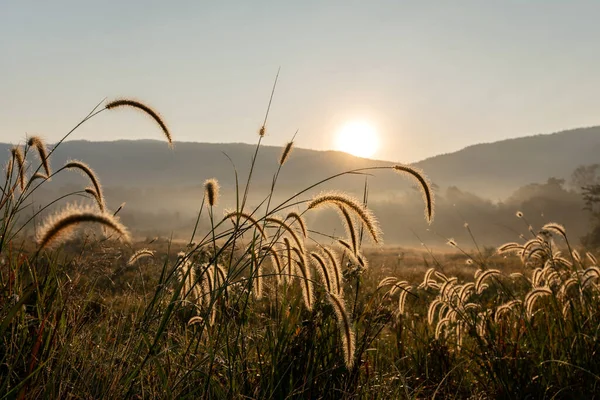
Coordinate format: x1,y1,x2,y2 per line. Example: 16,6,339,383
259,125,266,137
434,271,449,282
279,141,294,165
10,146,26,191
308,191,381,244
283,237,293,284
446,238,457,248
542,222,567,239
428,298,443,325
262,245,283,285
337,240,368,269
291,247,314,310
37,204,130,249
176,254,200,304
127,249,155,265
188,316,204,326
204,178,219,207
398,286,413,315
30,172,48,182
84,187,105,212
327,292,355,369
458,282,475,302
322,246,342,294
572,250,582,264
495,300,522,323
423,268,436,286
337,204,358,253
266,216,304,252
435,317,451,340
475,269,501,294
510,272,526,280
27,136,51,176
584,266,600,278
497,242,524,255
223,210,267,239
105,98,172,146
64,160,104,211
285,211,307,237
465,259,473,265
524,287,552,318
388,280,409,296
582,274,598,290
311,252,332,292
587,252,598,265
378,276,399,290
477,283,489,294
392,164,434,223
559,277,579,300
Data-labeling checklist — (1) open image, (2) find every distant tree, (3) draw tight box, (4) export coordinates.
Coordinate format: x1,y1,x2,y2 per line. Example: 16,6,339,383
581,183,600,249
571,164,600,192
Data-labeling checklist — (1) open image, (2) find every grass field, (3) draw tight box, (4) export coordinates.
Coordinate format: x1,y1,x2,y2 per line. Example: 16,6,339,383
2,100,600,399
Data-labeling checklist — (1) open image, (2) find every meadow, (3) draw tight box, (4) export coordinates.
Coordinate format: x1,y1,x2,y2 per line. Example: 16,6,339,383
1,99,600,399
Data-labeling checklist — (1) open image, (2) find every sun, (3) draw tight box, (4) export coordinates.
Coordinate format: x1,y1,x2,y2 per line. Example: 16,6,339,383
335,121,379,158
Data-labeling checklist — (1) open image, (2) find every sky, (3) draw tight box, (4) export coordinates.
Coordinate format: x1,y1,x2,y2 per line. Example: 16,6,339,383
2,1,600,162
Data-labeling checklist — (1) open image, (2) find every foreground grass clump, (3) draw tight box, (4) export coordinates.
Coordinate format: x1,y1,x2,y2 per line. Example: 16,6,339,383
1,97,599,399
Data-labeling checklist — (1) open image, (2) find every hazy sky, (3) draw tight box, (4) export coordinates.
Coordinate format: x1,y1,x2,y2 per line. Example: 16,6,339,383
2,1,600,162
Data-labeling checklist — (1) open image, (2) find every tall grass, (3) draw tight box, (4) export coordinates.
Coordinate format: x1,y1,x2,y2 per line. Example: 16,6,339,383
1,96,599,399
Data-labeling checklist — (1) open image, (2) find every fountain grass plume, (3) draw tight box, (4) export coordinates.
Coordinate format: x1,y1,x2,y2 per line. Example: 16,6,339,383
392,164,434,223
327,292,355,369
27,136,51,177
223,210,267,240
84,187,105,212
291,246,313,310
105,98,172,147
285,211,307,237
266,216,305,252
337,204,358,253
204,178,219,207
262,245,283,285
64,160,104,211
127,249,155,265
10,146,26,191
37,204,130,249
322,246,342,294
311,252,332,293
307,191,381,244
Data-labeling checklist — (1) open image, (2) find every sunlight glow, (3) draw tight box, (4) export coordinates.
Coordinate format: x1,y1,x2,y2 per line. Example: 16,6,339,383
335,121,379,158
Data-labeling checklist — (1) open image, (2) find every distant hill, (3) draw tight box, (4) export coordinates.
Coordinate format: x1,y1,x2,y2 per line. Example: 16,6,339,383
2,125,599,200
416,126,600,199
1,126,597,245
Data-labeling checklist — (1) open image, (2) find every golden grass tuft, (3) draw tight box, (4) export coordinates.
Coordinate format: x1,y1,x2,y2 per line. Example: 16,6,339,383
127,249,155,266
327,292,355,369
10,146,26,192
223,210,267,239
285,211,308,238
64,160,104,211
105,98,172,147
322,246,342,294
392,164,434,223
308,191,381,244
311,252,332,292
204,178,220,207
27,136,51,177
37,204,130,249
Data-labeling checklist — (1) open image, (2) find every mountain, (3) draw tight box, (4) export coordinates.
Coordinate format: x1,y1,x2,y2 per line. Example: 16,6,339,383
1,126,597,245
416,126,600,199
4,125,599,199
